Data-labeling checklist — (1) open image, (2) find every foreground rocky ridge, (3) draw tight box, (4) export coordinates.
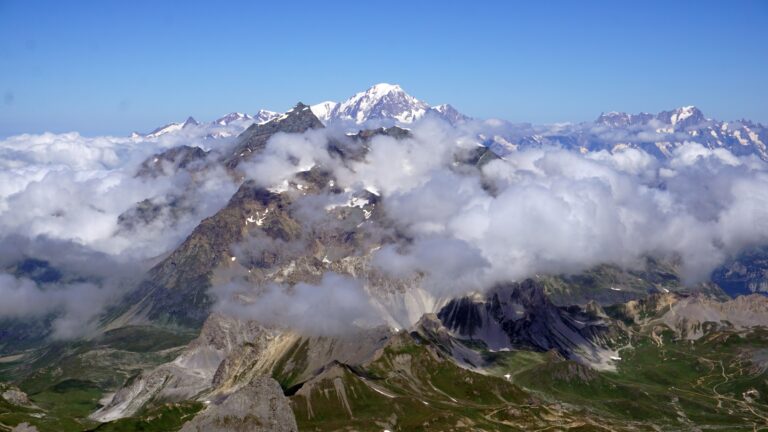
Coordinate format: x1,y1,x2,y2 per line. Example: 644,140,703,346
76,288,768,431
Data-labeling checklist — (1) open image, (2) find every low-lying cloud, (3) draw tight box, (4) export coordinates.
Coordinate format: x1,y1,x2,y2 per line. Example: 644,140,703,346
236,118,768,297
0,130,238,338
373,139,768,291
3,114,768,338
214,272,384,335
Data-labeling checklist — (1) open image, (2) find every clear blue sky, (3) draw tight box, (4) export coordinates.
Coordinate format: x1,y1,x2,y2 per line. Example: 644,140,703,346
0,0,766,136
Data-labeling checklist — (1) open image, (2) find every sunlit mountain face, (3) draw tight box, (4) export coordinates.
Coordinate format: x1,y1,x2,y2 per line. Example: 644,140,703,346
1,82,768,431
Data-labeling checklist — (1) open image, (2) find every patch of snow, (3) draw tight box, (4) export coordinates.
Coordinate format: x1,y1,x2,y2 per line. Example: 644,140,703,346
268,180,290,194
310,101,338,123
349,196,369,208
670,106,695,126
368,385,396,399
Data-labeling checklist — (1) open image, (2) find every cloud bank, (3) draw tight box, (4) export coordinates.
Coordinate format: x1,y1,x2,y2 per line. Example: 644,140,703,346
0,131,237,337
3,115,768,337
243,118,768,291
211,117,768,333
214,272,384,335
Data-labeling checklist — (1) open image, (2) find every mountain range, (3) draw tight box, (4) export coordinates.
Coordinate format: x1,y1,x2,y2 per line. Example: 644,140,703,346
132,83,471,142
133,83,767,164
2,85,768,432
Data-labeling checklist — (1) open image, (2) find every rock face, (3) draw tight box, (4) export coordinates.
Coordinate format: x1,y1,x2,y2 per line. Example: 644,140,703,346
712,246,768,296
1,385,33,407
179,376,297,432
224,102,324,169
657,294,768,339
91,315,269,423
114,100,331,327
92,310,393,423
142,116,200,139
595,106,707,130
489,105,768,161
11,423,39,432
608,291,768,339
438,279,626,369
116,182,295,327
110,118,425,329
136,145,209,178
431,103,471,125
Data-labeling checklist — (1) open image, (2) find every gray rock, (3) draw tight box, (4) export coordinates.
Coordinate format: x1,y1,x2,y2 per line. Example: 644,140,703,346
2,387,32,407
11,423,39,432
224,102,324,169
437,279,626,368
179,376,297,432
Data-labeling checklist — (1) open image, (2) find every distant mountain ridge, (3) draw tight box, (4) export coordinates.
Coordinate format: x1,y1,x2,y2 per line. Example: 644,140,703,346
309,83,469,126
486,104,768,161
313,83,427,124
133,83,470,140
132,84,766,162
132,110,281,140
595,105,707,129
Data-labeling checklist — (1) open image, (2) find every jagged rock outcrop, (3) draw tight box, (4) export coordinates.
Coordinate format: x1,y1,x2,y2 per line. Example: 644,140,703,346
712,246,768,295
11,423,39,432
1,384,34,408
92,312,393,423
91,315,270,422
224,102,324,169
437,279,626,369
657,294,768,339
179,376,297,432
114,182,298,327
412,313,485,368
136,145,209,178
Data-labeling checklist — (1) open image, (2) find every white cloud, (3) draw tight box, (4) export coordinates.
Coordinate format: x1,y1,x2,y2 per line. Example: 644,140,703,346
0,131,237,259
4,116,768,338
214,272,383,335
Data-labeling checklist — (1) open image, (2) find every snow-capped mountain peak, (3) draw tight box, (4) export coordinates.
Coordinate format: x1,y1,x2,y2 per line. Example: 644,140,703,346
309,101,338,123
144,117,197,139
253,109,281,124
430,103,470,124
216,112,252,126
596,106,706,130
139,84,469,139
334,82,429,123
310,83,469,126
595,111,654,127
182,116,199,127
672,105,696,123
358,82,404,99
667,105,705,126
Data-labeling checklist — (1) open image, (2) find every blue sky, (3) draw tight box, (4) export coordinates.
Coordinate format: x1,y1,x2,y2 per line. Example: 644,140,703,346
0,0,766,136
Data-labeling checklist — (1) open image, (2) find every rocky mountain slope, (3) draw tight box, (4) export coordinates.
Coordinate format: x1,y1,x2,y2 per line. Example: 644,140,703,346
75,289,768,431
438,280,626,369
